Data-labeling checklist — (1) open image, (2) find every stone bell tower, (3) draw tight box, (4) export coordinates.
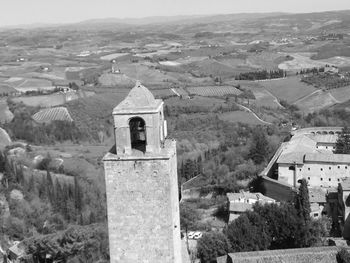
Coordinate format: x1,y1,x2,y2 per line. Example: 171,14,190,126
103,82,182,263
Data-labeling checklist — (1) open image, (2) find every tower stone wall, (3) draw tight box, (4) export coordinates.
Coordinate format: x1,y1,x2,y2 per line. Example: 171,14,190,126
103,83,182,263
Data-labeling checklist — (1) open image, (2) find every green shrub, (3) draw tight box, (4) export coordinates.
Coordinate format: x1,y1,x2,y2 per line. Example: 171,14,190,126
337,248,350,263
197,232,231,263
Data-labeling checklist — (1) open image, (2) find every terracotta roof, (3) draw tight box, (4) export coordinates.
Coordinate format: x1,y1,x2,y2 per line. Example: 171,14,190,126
229,203,252,213
304,153,350,164
277,152,305,164
277,135,317,164
227,191,275,203
341,177,350,190
8,242,25,258
309,187,327,203
276,131,343,164
220,245,340,262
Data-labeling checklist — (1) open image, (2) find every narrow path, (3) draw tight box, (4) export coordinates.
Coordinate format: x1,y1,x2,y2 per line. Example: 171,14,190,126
236,103,273,125
262,88,285,108
170,88,180,97
328,92,341,104
293,89,322,104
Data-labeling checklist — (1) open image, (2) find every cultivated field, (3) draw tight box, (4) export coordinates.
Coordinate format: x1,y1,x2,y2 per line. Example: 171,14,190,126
3,77,54,92
294,90,338,113
219,111,265,125
159,61,181,66
176,56,208,65
260,76,318,103
150,88,175,98
187,86,242,97
172,87,189,97
98,73,135,87
246,52,290,70
184,58,237,79
12,90,95,107
278,53,328,71
165,96,226,109
279,52,350,71
118,63,178,84
248,87,282,108
329,86,350,103
311,42,350,60
32,107,73,124
100,53,130,61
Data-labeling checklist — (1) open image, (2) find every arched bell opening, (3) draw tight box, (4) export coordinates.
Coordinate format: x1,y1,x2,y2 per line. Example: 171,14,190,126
129,117,146,153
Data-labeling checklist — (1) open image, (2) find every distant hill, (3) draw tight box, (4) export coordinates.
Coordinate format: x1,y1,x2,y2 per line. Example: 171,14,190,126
0,12,286,30
77,13,286,26
0,10,350,32
2,10,350,37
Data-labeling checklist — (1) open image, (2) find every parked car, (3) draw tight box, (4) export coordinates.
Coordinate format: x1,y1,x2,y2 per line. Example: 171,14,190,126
187,231,195,239
193,231,203,240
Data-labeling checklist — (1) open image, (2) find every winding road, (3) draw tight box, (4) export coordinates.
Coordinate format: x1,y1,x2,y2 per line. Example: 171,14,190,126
236,103,273,125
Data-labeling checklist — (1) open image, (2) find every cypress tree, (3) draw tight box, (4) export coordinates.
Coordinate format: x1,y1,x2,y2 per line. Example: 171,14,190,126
295,179,311,223
46,170,55,204
197,155,203,175
74,176,83,213
27,174,35,194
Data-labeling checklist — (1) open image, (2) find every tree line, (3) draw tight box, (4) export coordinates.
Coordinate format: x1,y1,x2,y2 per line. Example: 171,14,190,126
301,73,350,90
235,69,287,81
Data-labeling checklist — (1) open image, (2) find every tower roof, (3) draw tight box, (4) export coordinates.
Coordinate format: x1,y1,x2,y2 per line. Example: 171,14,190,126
113,82,162,114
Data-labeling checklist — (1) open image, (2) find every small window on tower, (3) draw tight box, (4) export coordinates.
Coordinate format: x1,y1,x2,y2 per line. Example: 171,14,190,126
308,167,310,171
321,168,323,171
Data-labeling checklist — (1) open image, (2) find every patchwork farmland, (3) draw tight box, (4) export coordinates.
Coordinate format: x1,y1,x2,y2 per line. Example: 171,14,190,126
32,107,73,124
187,86,242,97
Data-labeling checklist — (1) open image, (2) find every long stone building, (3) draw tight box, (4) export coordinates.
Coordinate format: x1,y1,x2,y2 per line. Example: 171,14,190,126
103,82,183,263
261,127,350,189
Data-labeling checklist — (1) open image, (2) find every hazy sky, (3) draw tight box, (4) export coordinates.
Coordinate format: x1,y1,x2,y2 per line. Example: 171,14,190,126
1,0,350,26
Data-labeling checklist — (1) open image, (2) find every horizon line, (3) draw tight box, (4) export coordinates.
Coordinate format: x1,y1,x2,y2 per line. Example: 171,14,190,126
1,8,350,29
